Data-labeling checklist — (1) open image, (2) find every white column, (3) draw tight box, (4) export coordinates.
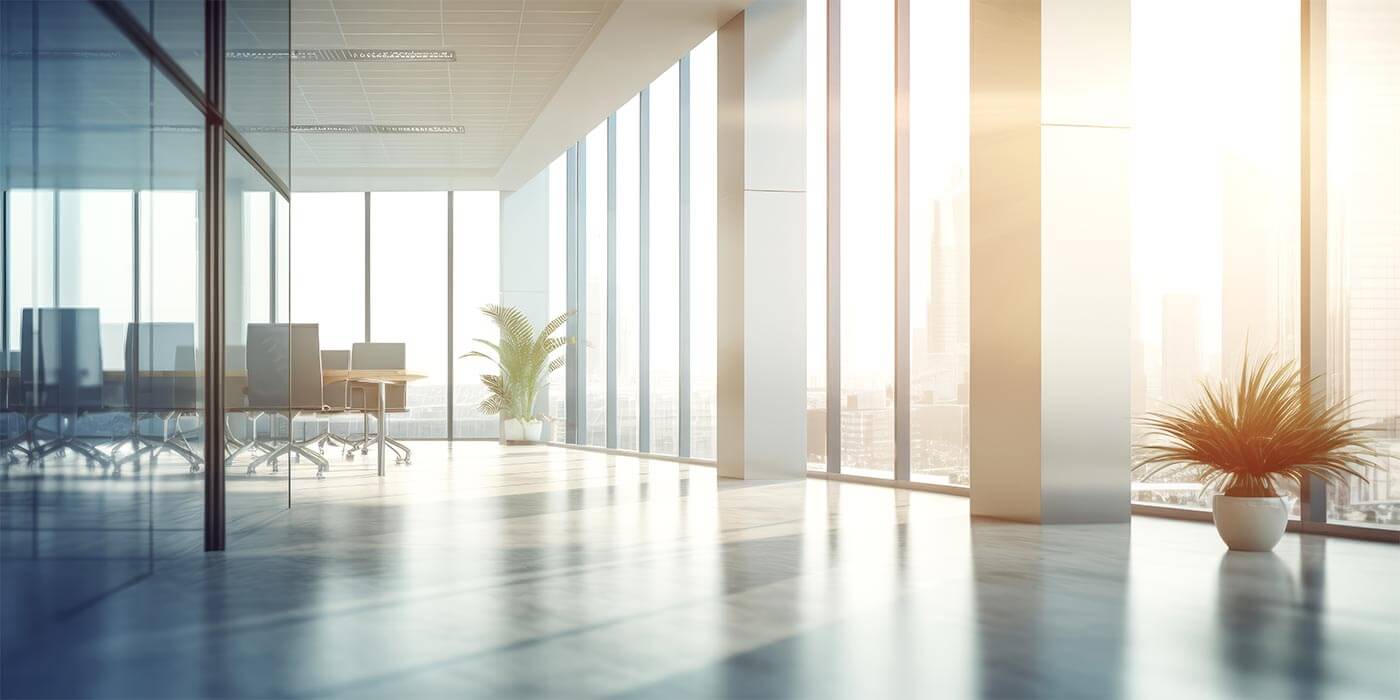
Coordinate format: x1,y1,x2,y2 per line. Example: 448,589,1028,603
970,0,1131,523
716,0,808,479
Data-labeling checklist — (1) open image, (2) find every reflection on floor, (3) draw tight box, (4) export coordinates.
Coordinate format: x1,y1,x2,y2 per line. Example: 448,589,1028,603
2,442,1398,698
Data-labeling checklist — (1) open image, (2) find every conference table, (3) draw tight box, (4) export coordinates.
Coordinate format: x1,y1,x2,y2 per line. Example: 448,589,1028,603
4,367,427,477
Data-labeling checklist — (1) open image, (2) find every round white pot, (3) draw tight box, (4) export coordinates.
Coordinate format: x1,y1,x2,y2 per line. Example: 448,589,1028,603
502,418,542,442
1212,495,1289,552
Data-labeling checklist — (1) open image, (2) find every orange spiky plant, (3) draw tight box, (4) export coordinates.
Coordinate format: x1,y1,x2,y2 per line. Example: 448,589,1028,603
1134,352,1378,498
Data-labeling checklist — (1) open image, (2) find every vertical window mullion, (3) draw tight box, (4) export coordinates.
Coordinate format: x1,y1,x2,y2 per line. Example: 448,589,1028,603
894,0,911,481
639,89,652,454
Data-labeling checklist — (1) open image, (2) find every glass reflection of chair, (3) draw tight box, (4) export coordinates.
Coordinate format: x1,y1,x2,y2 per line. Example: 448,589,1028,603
110,322,202,471
347,342,412,465
22,308,111,467
242,323,330,476
222,344,265,461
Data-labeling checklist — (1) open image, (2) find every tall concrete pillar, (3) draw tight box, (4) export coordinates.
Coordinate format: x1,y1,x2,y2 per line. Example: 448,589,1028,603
716,0,808,479
969,0,1132,522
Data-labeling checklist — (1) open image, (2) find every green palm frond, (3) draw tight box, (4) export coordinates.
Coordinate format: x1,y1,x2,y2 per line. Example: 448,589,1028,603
462,305,576,423
1133,351,1379,498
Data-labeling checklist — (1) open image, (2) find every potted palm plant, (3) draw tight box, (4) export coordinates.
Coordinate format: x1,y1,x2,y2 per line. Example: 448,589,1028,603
1134,352,1377,551
462,304,574,443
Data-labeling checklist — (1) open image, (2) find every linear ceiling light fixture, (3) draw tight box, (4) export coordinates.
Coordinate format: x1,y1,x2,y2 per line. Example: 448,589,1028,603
292,125,467,135
228,49,456,62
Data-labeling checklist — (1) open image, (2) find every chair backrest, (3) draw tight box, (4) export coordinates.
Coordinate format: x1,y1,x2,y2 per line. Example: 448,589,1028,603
124,322,197,410
350,342,405,370
35,308,104,410
351,343,407,411
246,324,323,411
321,349,350,371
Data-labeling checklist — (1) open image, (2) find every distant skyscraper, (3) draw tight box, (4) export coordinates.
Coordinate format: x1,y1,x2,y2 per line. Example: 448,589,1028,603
925,194,969,356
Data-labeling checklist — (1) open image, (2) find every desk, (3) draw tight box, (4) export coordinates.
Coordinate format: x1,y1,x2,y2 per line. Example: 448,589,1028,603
327,369,427,476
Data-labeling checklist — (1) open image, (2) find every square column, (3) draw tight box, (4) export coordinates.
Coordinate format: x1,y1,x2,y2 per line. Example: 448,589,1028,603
716,0,808,479
970,0,1131,522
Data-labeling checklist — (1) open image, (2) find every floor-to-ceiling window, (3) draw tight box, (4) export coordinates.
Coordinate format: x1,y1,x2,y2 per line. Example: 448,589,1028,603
585,122,610,447
1326,0,1400,530
649,64,681,457
616,97,641,451
690,36,718,461
547,155,569,435
538,34,718,462
838,0,896,478
909,0,970,487
1129,0,1300,512
453,191,501,439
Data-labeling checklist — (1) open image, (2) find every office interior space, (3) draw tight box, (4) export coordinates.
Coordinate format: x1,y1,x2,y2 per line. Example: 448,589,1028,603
1,0,1397,698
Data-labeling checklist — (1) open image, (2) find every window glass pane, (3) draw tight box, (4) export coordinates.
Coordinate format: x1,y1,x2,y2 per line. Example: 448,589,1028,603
1130,0,1300,513
370,192,448,439
617,97,640,451
453,191,501,439
650,64,680,456
242,192,272,325
1325,0,1400,529
586,122,609,447
58,191,134,372
690,34,718,459
290,193,364,350
909,0,969,486
806,1,827,470
839,1,894,477
548,155,568,438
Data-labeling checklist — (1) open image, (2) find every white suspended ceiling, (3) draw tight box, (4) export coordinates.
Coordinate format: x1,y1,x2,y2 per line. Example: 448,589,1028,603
292,0,748,192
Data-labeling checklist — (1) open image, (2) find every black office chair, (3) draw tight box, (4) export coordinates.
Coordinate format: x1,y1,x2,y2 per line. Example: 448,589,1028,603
26,308,110,467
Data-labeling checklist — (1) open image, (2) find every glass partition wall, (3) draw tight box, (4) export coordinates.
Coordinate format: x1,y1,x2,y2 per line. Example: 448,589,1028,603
1,0,293,569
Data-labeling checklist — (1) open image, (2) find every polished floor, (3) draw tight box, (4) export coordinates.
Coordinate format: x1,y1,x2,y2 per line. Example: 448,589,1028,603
2,442,1398,699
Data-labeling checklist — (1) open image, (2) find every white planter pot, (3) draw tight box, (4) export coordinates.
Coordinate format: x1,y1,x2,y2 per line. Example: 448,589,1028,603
502,418,542,443
1212,495,1289,552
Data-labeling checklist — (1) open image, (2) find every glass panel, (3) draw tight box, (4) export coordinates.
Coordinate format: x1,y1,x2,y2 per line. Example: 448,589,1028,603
548,155,568,438
226,0,291,185
616,97,640,451
225,144,289,532
909,0,970,487
1130,0,1300,513
1,0,208,585
689,34,718,460
806,1,827,470
452,191,500,439
585,122,609,447
370,192,448,439
650,65,680,456
839,1,895,477
1325,0,1400,529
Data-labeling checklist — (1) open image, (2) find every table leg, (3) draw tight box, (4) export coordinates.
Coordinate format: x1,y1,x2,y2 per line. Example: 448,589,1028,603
377,382,387,477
